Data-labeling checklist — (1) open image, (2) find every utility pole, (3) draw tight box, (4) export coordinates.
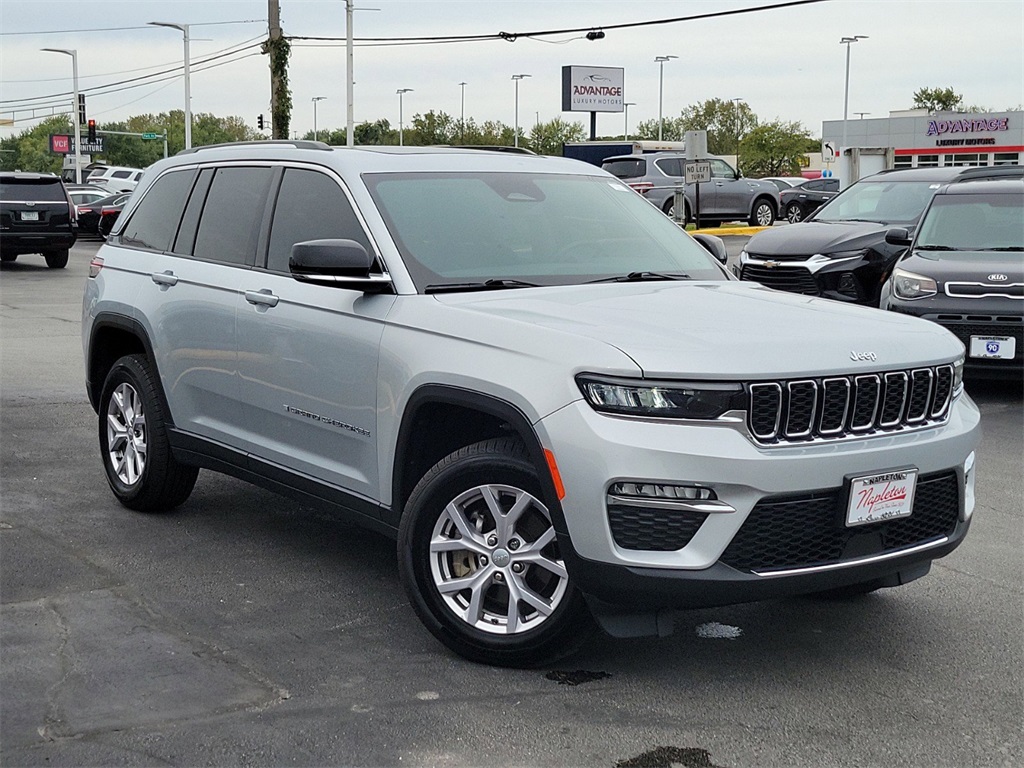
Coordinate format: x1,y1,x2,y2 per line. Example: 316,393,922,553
346,0,354,146
267,0,290,140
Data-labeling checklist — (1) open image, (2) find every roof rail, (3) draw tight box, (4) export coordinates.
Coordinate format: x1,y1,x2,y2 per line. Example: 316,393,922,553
176,139,332,156
952,165,1024,181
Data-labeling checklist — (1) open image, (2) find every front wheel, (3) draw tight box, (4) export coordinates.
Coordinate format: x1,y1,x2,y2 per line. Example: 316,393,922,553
748,199,776,227
98,354,198,512
45,250,69,269
786,202,805,223
398,438,594,667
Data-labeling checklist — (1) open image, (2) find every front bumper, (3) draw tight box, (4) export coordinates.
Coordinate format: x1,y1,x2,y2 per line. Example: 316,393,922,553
538,394,980,611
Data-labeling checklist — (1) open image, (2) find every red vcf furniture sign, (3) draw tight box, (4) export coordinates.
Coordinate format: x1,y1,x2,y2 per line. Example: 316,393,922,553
50,134,71,153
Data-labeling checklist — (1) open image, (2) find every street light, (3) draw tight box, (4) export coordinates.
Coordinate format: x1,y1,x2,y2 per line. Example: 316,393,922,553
840,35,868,183
731,97,744,168
459,81,467,143
654,55,677,141
623,102,636,141
149,22,192,149
512,74,531,148
396,88,413,146
312,96,326,142
41,48,81,183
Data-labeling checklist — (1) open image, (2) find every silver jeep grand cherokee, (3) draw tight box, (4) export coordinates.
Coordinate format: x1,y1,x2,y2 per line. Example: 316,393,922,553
83,141,980,667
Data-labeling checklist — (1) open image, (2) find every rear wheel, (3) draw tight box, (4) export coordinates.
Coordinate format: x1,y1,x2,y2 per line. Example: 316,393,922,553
786,202,805,223
398,437,594,667
749,198,776,227
98,354,198,512
44,250,69,269
663,197,690,224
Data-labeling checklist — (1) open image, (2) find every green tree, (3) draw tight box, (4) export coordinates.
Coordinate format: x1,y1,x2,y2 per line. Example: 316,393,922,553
528,117,586,156
408,110,457,145
912,87,964,113
634,98,758,154
0,116,72,173
738,120,814,177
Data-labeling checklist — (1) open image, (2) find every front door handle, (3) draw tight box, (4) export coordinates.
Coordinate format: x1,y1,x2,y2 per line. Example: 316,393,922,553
244,289,280,308
151,271,178,287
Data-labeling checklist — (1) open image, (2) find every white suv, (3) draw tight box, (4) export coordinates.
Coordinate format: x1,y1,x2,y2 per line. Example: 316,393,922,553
85,165,144,193
83,141,980,667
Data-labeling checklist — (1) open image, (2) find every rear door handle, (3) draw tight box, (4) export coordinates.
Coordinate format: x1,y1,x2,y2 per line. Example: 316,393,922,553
244,289,280,308
151,271,178,286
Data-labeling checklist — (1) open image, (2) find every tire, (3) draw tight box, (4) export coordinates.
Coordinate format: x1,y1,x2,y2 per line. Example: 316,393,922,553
749,198,776,227
98,354,198,512
786,202,805,223
44,250,69,269
1,254,16,263
398,437,595,667
662,197,689,224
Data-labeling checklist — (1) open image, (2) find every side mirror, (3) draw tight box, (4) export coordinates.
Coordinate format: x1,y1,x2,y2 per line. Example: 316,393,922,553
884,227,912,247
691,233,729,264
289,239,392,292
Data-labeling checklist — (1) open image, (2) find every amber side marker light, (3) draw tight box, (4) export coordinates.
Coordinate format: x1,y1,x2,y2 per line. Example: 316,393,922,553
544,449,566,500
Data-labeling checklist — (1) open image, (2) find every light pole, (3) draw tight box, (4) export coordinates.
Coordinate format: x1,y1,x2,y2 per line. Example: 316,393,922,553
459,81,467,143
655,55,677,141
41,48,81,183
731,97,744,169
623,102,636,141
840,35,868,183
512,74,530,148
396,88,412,146
312,96,326,141
149,22,192,149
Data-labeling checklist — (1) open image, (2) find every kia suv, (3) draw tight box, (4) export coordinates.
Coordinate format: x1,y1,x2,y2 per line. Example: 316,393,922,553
881,175,1023,378
1,172,77,268
83,142,980,667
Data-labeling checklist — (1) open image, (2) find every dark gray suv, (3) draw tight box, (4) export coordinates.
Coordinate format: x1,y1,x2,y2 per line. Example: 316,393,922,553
601,152,780,226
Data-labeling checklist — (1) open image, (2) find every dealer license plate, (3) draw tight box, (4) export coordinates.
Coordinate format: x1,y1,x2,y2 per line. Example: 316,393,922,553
20,211,39,221
969,335,1016,360
846,469,918,527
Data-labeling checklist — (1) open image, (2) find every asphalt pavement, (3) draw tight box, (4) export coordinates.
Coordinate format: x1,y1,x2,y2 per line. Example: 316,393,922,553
1,240,1021,768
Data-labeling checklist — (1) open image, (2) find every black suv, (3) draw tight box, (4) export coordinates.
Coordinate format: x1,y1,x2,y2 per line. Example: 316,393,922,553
738,166,1024,306
880,176,1023,378
0,172,77,268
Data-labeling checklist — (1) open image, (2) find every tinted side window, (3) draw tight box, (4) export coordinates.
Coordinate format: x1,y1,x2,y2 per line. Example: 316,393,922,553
266,169,372,273
824,178,840,192
602,159,645,179
803,180,824,191
112,171,132,179
655,158,684,177
193,167,273,266
710,159,735,179
120,169,196,252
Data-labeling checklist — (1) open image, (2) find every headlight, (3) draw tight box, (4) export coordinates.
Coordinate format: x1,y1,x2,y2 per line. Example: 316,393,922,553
818,249,868,260
577,375,744,419
953,354,965,395
739,249,749,263
892,267,937,300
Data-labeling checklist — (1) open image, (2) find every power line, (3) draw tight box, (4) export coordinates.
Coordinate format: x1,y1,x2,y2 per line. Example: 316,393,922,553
0,19,266,36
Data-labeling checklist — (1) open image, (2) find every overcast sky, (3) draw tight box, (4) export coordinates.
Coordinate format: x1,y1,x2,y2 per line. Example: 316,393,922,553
1,0,1022,143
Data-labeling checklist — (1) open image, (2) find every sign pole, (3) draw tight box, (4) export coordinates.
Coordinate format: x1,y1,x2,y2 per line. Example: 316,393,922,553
589,111,596,141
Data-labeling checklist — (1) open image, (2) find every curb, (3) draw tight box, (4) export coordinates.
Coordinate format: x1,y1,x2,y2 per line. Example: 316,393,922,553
689,226,770,237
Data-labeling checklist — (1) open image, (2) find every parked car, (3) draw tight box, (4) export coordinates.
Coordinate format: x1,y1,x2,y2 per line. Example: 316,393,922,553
880,175,1023,378
84,141,979,667
79,191,131,238
601,152,780,226
0,171,77,268
781,177,841,222
86,165,144,193
97,194,130,238
738,166,1024,305
762,176,810,192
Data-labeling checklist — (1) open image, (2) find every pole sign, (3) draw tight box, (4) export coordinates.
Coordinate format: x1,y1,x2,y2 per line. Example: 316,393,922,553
141,132,160,140
561,66,624,113
822,140,838,163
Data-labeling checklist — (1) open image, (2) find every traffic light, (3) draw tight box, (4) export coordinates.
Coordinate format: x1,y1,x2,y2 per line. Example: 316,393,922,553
257,114,265,130
87,119,96,143
77,93,86,124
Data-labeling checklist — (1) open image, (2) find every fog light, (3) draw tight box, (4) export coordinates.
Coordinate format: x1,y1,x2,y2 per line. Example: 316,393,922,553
610,482,715,501
837,272,859,297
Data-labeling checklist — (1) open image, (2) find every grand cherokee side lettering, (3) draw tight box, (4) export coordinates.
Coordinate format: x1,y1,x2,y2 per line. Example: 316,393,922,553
284,404,371,437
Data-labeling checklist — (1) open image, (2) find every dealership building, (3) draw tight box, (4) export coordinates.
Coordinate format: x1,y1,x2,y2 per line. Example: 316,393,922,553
820,109,1022,184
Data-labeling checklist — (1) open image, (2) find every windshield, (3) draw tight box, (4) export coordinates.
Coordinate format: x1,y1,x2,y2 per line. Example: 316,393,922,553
364,172,726,291
916,192,1024,252
810,179,941,225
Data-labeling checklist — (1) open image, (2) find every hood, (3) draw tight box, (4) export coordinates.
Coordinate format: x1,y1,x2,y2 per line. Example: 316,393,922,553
745,220,890,256
433,281,962,379
901,249,1024,284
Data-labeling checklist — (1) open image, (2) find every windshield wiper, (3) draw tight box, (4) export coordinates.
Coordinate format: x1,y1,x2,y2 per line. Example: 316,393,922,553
915,245,963,251
987,246,1024,251
425,278,539,294
587,271,691,284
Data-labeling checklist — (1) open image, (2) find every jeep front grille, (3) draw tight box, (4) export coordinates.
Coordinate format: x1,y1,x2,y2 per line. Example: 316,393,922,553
747,365,954,444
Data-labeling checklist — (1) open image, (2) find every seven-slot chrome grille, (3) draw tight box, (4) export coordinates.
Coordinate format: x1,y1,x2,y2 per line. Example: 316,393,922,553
747,365,954,444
